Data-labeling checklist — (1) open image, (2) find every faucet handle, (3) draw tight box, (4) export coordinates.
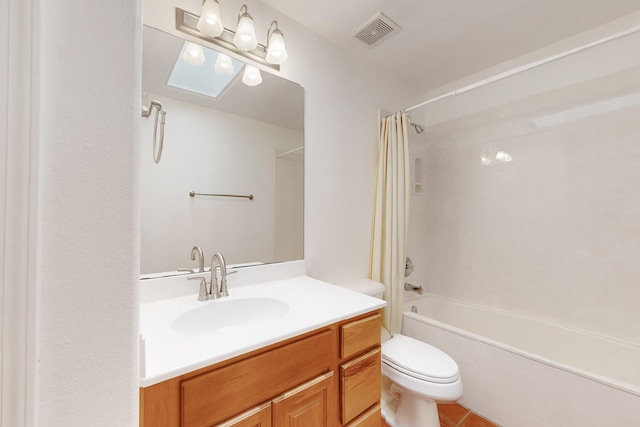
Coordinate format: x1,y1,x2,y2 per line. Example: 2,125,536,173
188,276,209,301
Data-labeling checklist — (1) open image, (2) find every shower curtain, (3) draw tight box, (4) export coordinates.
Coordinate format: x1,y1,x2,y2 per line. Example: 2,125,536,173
370,112,410,335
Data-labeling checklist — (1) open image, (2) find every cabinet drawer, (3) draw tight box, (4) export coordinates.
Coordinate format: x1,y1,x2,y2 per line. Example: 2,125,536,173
340,314,381,360
340,348,381,425
344,404,381,427
182,330,333,427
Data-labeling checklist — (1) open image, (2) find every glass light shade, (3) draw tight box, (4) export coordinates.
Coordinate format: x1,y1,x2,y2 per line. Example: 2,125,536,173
214,53,234,76
266,30,288,64
182,42,206,66
197,0,224,37
242,65,262,86
233,14,258,51
495,151,512,162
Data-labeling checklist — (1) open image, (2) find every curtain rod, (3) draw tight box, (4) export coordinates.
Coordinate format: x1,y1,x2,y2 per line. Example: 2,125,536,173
402,23,640,114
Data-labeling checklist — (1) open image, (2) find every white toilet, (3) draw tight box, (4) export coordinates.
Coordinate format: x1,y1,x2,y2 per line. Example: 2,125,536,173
381,333,463,427
339,279,463,427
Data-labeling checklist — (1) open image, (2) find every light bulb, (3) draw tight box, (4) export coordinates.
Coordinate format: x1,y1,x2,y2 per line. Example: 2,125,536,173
266,29,288,64
233,10,258,51
242,65,262,86
495,151,512,162
182,42,206,66
214,53,234,76
197,0,224,37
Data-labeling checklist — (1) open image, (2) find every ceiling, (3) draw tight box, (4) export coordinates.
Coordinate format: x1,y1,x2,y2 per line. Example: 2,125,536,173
262,0,640,92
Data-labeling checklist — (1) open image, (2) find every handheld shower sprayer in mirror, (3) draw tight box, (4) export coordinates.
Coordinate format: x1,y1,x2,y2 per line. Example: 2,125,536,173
141,99,166,164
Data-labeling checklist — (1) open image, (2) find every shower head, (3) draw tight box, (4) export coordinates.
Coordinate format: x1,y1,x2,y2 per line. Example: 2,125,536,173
411,122,425,134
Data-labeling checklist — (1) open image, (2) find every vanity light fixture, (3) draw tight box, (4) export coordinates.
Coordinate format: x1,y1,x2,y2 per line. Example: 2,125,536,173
233,5,258,51
175,7,284,71
182,42,206,66
266,21,288,64
196,0,224,37
242,64,262,86
214,52,234,75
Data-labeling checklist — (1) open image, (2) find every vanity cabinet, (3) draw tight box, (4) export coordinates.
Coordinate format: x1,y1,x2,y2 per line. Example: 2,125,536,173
140,310,381,427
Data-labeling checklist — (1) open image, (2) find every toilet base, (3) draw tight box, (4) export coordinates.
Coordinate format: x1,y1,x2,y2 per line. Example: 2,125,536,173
384,383,441,427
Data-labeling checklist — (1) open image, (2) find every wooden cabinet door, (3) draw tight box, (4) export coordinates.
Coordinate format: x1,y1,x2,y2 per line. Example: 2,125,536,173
272,372,334,427
216,402,271,427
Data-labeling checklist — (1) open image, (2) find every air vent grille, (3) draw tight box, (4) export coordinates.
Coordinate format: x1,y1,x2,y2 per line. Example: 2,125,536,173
352,13,400,47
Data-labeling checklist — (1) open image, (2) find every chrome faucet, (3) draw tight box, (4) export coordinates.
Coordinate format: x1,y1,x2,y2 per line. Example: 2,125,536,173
210,252,228,298
178,245,205,274
404,283,424,295
185,250,230,301
191,246,205,273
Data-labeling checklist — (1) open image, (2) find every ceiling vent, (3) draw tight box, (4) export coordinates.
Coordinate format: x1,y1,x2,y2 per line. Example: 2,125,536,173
351,13,400,48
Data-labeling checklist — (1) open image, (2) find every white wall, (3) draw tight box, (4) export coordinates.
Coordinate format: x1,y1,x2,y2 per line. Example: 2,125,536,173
409,18,640,343
143,0,423,284
35,0,141,425
140,94,303,273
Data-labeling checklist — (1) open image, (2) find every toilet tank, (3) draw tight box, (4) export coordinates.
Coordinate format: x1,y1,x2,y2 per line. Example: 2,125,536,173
338,279,390,342
338,278,385,299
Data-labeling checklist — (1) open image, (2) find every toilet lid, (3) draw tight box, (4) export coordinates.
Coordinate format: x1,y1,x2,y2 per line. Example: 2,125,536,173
382,334,460,384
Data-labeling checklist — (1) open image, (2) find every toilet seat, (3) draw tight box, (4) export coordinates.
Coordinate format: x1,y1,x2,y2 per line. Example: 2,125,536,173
382,334,460,384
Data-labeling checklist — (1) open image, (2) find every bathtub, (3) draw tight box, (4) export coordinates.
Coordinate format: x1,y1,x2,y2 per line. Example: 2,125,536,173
401,295,640,427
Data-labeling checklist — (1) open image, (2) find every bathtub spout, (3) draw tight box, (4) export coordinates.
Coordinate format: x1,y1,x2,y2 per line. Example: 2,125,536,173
404,283,424,294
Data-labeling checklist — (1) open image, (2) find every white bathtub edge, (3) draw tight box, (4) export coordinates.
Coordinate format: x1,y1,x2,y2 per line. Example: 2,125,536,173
403,310,640,398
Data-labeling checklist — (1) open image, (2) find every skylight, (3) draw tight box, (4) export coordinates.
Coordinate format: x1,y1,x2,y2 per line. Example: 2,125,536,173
168,42,243,99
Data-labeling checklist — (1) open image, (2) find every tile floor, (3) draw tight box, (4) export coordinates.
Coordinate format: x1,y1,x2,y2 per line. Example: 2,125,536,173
381,403,499,427
437,403,499,427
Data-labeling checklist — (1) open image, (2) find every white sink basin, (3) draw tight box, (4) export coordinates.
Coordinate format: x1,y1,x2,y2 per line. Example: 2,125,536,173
171,297,289,336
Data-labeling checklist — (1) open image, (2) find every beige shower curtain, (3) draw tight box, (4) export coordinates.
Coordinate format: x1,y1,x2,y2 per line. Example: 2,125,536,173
370,112,410,335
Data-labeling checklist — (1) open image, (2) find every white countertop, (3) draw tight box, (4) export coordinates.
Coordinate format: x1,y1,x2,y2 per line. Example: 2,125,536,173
140,275,386,387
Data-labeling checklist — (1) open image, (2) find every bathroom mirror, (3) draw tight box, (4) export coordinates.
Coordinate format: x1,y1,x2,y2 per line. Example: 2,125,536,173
140,25,304,276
